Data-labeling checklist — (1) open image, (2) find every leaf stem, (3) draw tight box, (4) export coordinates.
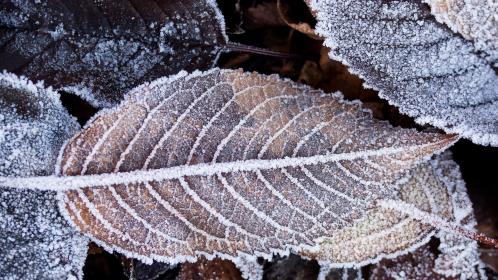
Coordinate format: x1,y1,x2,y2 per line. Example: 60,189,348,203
379,199,498,248
224,42,301,59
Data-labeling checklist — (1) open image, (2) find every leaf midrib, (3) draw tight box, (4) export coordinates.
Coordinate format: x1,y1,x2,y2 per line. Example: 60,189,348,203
0,140,451,191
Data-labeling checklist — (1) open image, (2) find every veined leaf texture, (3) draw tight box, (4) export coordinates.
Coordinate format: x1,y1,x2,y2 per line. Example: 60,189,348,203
0,72,88,279
0,0,227,107
54,69,458,266
307,0,498,146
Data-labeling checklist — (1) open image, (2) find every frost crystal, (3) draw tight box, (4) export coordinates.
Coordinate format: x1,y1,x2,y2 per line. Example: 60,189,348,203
0,0,227,107
0,72,88,279
309,0,498,146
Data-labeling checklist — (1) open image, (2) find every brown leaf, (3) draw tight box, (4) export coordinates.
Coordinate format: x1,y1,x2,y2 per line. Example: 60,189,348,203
0,0,227,107
53,68,457,266
178,257,242,280
277,0,322,40
370,152,487,279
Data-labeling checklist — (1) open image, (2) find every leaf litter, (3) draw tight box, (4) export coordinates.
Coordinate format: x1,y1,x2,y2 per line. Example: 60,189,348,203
0,0,496,279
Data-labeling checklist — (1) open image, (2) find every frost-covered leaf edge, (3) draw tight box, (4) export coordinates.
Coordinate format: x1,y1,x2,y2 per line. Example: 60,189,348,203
307,0,498,147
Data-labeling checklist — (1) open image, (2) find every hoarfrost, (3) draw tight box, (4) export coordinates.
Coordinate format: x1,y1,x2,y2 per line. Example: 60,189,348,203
0,72,88,279
0,0,227,107
308,0,498,146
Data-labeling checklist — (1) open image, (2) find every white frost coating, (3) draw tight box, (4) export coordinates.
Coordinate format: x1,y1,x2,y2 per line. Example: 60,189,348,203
205,0,229,43
309,0,498,146
0,72,88,279
62,84,114,109
0,142,455,191
424,0,498,64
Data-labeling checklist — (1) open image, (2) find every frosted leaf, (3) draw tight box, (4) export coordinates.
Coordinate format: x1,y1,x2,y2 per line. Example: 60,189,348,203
0,72,88,279
0,0,227,107
37,68,457,266
370,152,487,279
301,154,457,267
424,0,498,64
307,0,498,146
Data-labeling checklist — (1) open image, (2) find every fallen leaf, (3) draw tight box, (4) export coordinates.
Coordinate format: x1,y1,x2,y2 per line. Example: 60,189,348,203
370,152,487,279
277,0,322,40
0,72,88,279
45,68,458,267
178,257,242,280
307,0,498,146
0,0,227,107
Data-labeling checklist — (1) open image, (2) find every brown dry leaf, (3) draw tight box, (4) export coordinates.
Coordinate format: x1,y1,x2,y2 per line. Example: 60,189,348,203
246,2,286,28
370,244,450,280
369,152,487,279
178,257,242,280
276,0,322,40
49,68,457,267
0,0,227,107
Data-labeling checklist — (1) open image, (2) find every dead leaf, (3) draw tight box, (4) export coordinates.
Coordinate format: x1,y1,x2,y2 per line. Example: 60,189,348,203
307,0,498,146
0,72,88,279
178,257,242,280
45,68,458,267
0,0,227,107
277,0,322,40
370,152,487,279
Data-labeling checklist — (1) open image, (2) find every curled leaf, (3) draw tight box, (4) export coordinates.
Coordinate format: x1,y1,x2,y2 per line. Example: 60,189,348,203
0,0,227,107
307,0,498,146
43,68,458,266
0,72,88,279
276,0,322,40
